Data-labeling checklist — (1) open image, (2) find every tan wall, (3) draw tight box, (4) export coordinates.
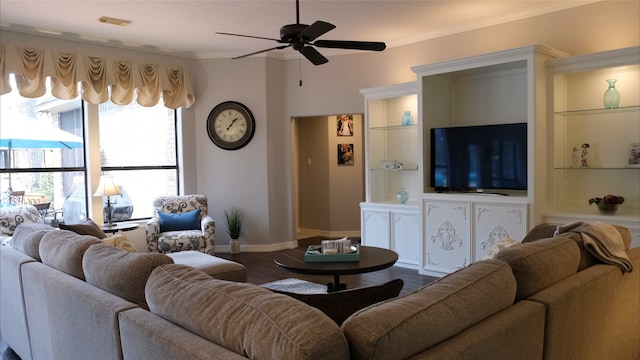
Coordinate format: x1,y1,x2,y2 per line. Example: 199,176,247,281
1,1,638,249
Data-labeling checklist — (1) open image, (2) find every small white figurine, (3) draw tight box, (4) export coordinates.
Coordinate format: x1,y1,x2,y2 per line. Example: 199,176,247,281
572,147,580,168
581,143,590,167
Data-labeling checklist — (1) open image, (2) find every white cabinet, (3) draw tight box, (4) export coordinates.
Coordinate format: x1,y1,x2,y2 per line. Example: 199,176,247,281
360,207,391,249
422,195,528,276
391,210,420,268
544,47,640,247
360,203,420,269
473,201,528,259
422,199,471,275
359,82,421,268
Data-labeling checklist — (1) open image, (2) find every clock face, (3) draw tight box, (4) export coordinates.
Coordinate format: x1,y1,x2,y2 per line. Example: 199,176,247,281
206,101,255,150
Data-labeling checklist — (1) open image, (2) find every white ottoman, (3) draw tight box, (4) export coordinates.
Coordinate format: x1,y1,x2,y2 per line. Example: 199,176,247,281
167,251,247,282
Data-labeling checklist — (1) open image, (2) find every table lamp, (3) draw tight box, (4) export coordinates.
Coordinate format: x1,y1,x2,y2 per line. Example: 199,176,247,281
93,175,122,227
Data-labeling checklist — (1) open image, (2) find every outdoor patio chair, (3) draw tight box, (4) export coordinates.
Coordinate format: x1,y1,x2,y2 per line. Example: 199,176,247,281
32,202,51,222
9,191,25,205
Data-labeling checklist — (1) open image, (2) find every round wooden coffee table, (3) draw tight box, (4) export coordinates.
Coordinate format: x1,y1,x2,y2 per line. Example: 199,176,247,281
274,246,398,292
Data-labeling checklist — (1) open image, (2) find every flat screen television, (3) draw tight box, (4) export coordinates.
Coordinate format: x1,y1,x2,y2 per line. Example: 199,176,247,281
430,123,527,192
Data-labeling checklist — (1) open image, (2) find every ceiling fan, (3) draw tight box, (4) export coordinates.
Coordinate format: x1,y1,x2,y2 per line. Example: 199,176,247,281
216,0,386,65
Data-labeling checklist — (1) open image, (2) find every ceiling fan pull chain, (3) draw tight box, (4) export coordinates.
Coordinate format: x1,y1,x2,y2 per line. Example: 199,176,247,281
299,56,303,87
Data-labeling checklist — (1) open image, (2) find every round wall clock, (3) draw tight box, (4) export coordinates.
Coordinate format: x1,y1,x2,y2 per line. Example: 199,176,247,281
206,101,256,150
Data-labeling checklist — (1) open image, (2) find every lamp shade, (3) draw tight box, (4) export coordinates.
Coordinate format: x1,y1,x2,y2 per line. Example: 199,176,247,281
93,175,123,197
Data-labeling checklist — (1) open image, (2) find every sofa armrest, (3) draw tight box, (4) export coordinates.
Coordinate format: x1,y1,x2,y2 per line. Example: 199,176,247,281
528,248,640,360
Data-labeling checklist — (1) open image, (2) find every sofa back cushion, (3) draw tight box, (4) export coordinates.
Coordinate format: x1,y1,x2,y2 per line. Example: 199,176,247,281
495,236,580,301
341,259,516,360
82,243,173,309
10,222,55,261
39,229,101,280
146,264,350,360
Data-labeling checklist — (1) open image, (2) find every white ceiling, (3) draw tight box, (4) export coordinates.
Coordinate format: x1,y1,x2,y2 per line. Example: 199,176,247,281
0,1,597,60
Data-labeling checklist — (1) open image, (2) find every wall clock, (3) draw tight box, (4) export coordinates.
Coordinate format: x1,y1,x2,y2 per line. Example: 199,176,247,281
206,101,256,150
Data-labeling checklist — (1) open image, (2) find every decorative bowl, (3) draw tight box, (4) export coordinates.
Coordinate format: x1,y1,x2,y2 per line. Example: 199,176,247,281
597,202,620,215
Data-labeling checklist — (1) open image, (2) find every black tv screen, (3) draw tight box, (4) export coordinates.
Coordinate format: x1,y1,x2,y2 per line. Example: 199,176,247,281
430,123,527,192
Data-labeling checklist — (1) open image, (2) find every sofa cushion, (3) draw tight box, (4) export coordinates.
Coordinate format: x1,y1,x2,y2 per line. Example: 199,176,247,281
9,222,55,261
101,231,137,252
59,219,108,239
482,238,519,260
83,243,173,309
158,209,201,232
146,264,350,360
39,229,101,280
521,223,557,243
341,259,516,360
495,236,580,301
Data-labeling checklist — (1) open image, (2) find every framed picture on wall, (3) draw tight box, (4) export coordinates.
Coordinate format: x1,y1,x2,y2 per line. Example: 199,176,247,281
337,114,353,136
338,144,354,166
627,143,640,167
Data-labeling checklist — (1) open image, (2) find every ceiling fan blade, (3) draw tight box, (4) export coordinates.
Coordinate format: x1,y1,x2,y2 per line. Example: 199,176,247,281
299,20,336,41
314,40,386,51
300,46,328,65
233,45,291,60
217,32,281,42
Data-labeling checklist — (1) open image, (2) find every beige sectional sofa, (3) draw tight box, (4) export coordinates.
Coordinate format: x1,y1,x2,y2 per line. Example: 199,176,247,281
1,222,638,360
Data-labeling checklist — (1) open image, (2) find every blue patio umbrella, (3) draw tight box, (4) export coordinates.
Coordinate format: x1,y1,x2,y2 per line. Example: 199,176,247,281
0,114,83,190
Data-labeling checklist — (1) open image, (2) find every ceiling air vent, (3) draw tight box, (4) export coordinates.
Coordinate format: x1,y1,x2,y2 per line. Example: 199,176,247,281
98,16,132,27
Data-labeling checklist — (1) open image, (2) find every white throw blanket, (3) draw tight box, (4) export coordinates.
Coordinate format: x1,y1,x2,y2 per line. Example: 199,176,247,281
554,221,633,273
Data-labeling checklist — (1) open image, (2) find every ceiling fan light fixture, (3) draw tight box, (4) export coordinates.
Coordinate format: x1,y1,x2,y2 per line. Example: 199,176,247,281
217,0,385,65
98,16,132,27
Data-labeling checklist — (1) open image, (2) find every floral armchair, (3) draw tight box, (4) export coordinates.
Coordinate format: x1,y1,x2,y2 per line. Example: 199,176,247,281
0,205,42,244
146,195,215,255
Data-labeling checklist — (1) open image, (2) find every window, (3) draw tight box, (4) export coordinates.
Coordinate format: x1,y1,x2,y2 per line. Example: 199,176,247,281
1,75,179,225
97,100,179,220
1,79,85,224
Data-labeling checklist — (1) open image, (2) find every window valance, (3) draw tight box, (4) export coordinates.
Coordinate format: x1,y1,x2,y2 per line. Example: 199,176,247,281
0,43,195,109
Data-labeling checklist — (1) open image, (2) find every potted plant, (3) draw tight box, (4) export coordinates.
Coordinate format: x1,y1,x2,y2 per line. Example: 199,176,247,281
225,207,243,254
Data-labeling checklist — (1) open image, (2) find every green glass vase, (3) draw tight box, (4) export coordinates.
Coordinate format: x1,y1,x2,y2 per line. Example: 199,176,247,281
603,79,620,109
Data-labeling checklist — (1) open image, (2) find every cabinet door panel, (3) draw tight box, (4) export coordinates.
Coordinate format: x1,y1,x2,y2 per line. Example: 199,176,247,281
423,200,471,275
392,211,420,268
473,202,528,261
361,210,391,249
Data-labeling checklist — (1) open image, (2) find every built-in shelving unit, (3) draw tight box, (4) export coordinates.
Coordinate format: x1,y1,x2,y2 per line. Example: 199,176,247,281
359,46,639,276
545,47,640,245
412,45,567,276
359,82,420,269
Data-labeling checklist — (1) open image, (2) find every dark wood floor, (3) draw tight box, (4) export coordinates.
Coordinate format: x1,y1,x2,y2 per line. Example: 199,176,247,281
216,237,438,295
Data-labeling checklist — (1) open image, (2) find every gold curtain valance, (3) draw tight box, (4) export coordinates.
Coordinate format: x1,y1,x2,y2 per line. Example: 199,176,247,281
0,43,195,109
